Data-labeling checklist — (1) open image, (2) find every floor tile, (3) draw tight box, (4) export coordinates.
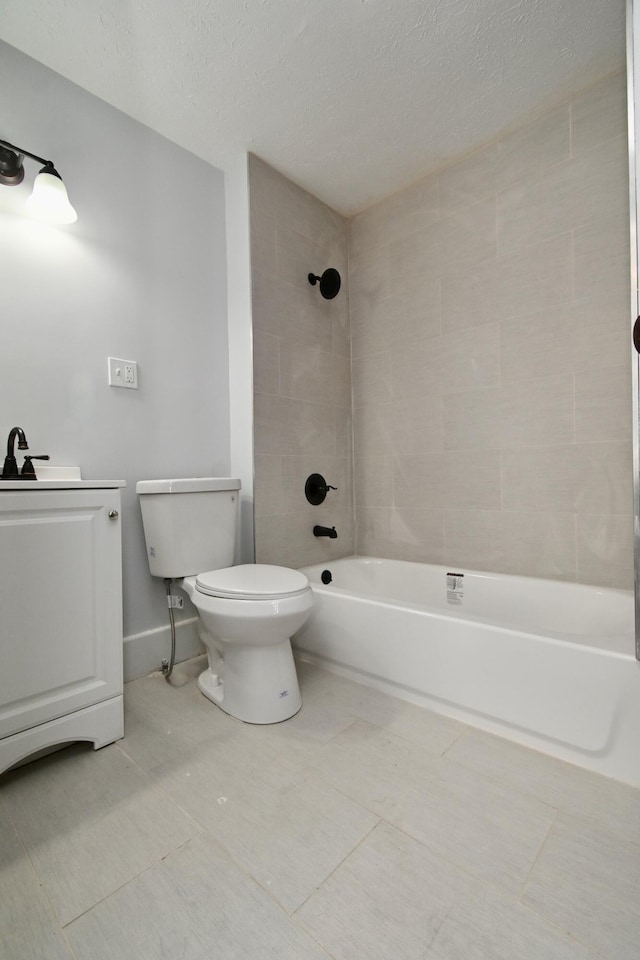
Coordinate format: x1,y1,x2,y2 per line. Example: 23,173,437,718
4,656,637,960
152,723,378,911
66,832,332,960
121,658,239,770
297,821,472,959
297,821,595,960
298,658,467,753
427,883,599,960
313,719,556,892
0,795,73,960
409,758,556,892
522,812,640,960
445,727,640,842
3,742,201,925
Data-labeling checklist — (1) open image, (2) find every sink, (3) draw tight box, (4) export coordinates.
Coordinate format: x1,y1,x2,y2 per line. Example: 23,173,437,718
28,465,82,481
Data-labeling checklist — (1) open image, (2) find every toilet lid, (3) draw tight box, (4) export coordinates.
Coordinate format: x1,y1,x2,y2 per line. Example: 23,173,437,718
195,564,310,600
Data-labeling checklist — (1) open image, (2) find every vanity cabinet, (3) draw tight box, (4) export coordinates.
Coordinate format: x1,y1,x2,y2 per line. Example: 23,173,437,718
0,484,124,774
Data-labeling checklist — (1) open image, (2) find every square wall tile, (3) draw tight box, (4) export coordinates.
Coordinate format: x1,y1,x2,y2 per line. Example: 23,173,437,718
571,71,627,157
576,514,634,589
352,353,393,406
354,456,394,507
444,509,505,571
391,197,497,279
393,450,502,511
354,397,443,459
573,212,630,304
574,364,631,444
253,332,280,396
438,322,501,394
501,442,633,515
499,375,575,447
279,341,350,407
254,454,286,517
500,302,576,385
497,134,628,256
496,104,571,192
443,388,502,451
500,511,576,580
438,141,498,213
441,233,572,333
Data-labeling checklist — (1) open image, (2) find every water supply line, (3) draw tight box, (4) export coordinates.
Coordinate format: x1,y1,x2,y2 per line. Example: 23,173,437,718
162,578,177,680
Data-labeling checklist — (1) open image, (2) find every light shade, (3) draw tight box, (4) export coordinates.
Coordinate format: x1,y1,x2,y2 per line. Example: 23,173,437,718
25,168,77,225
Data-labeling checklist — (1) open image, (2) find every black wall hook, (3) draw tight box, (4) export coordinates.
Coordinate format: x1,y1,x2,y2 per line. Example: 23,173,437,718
308,268,341,300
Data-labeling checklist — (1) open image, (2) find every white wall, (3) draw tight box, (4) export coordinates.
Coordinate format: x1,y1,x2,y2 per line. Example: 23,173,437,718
0,41,231,658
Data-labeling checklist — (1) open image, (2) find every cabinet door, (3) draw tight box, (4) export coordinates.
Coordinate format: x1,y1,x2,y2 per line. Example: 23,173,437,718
0,489,123,739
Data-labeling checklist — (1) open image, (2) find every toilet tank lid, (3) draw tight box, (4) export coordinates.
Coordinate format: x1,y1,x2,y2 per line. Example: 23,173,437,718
196,564,310,599
136,477,241,495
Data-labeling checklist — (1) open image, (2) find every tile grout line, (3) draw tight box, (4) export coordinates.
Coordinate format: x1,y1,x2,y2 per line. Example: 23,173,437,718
3,794,79,958
61,830,204,930
292,817,382,917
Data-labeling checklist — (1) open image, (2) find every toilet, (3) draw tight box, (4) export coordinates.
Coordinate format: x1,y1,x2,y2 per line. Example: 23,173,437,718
136,477,314,723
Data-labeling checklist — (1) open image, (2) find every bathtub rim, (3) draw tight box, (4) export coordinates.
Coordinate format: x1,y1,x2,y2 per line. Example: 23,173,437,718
300,555,635,658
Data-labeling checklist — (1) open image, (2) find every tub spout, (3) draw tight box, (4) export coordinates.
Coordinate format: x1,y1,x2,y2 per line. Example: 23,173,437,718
313,525,337,539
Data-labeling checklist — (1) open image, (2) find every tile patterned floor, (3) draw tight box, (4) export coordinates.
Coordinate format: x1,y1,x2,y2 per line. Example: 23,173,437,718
2,654,639,959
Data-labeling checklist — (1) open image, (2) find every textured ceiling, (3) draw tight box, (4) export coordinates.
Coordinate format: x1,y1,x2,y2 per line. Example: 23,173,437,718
0,0,626,215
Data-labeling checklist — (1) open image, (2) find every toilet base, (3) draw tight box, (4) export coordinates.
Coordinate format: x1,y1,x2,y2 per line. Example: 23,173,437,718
197,637,302,724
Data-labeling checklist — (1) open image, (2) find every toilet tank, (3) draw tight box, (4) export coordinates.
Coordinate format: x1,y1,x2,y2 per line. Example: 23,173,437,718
136,478,241,578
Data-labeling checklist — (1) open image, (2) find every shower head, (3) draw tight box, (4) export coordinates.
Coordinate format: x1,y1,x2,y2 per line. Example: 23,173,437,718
308,267,341,300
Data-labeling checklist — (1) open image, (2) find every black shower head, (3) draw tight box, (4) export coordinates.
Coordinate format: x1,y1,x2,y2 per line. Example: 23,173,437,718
308,267,341,299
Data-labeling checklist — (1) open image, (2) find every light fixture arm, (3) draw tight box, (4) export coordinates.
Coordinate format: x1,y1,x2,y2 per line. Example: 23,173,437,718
0,138,57,173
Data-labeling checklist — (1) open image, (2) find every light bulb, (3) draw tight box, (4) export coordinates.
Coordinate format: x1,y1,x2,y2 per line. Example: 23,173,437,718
26,169,77,224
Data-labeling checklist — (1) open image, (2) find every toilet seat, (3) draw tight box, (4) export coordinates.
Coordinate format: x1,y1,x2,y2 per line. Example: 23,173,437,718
195,563,310,601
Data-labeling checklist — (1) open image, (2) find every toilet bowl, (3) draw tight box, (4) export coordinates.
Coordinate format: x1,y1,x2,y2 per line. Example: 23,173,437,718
136,478,314,724
182,564,313,723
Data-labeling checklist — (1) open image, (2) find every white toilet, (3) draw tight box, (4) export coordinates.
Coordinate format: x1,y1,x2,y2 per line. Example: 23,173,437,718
136,477,314,723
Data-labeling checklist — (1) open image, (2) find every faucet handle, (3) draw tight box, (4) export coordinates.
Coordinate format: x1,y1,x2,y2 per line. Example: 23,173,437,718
21,455,50,479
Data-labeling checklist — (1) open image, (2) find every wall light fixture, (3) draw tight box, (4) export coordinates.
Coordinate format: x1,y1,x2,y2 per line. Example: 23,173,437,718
0,137,77,224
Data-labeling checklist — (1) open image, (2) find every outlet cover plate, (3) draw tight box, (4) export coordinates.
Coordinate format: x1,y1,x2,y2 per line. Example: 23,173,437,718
108,357,138,389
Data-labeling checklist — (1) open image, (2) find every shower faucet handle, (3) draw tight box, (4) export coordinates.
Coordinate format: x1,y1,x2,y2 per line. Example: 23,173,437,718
305,473,337,505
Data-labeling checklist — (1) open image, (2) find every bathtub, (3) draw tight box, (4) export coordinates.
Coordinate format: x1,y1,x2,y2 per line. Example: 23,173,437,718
293,557,640,786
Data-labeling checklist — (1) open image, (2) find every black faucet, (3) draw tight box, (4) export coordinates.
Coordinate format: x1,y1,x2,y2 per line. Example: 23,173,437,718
2,427,29,480
313,525,337,539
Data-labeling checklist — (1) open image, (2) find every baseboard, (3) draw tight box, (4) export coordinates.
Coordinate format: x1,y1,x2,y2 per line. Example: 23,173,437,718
123,617,204,681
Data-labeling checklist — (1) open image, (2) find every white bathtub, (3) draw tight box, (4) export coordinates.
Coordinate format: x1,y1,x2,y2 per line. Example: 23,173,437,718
294,557,640,786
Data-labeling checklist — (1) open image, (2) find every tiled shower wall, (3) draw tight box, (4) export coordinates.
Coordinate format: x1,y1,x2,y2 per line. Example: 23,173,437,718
249,155,354,567
349,73,633,587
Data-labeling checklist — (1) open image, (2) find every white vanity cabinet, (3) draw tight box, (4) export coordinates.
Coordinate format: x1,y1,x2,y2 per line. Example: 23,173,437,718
0,483,125,775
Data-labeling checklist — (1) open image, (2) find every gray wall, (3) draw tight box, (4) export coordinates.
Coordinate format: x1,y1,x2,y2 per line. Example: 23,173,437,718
0,42,231,642
349,73,633,587
249,156,354,567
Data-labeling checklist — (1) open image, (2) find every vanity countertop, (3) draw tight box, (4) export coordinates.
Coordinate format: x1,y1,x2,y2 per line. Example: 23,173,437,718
0,480,126,490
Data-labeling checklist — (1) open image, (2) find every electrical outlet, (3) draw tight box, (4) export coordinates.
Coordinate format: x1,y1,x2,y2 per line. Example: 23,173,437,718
108,357,138,389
